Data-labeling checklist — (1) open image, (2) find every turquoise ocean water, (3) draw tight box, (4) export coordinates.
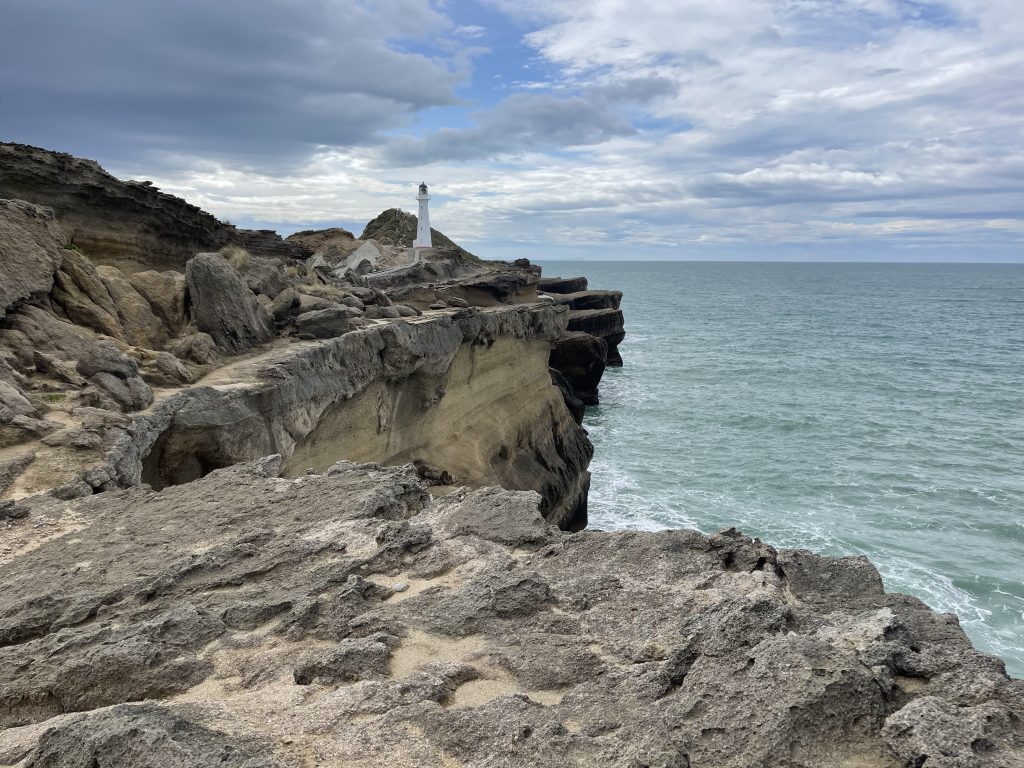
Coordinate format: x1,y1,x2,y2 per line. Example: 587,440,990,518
538,260,1024,678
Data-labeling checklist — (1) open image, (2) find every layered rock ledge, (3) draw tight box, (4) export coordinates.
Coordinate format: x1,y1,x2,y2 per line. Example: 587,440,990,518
0,143,310,272
0,460,1020,767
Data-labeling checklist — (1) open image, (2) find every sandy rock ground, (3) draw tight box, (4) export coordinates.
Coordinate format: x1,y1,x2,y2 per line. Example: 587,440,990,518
1,460,1020,767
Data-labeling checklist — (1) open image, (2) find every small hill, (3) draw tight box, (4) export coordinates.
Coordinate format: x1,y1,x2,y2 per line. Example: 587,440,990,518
360,208,480,262
285,227,360,261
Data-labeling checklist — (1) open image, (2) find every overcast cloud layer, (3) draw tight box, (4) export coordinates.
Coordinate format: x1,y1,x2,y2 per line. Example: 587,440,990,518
2,0,1022,260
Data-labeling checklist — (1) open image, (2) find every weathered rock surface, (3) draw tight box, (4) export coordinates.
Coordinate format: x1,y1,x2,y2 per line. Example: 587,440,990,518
293,306,354,339
185,253,275,354
539,276,589,294
0,200,66,319
117,305,589,530
285,226,359,262
550,331,608,406
126,270,188,336
0,143,309,272
48,248,126,340
76,341,154,412
95,265,167,348
548,289,622,311
0,461,1020,767
568,308,626,367
241,256,289,298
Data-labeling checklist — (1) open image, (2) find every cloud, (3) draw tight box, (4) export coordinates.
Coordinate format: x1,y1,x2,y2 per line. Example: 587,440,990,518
454,25,487,38
379,92,637,164
3,0,1020,258
0,0,465,169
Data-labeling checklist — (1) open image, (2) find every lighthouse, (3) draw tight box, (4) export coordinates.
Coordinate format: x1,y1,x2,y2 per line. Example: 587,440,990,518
413,181,432,248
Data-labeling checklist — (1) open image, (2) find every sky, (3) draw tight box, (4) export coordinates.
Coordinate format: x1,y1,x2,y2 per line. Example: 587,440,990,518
2,0,1023,261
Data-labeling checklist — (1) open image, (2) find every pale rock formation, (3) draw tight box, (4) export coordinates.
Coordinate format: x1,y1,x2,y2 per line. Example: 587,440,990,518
0,461,1019,767
126,270,188,336
95,265,167,348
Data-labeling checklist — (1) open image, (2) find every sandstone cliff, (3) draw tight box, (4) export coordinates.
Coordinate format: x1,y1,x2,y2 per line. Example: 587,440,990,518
0,148,599,530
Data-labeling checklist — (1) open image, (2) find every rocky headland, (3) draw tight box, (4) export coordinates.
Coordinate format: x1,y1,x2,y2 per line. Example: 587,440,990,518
0,143,1021,766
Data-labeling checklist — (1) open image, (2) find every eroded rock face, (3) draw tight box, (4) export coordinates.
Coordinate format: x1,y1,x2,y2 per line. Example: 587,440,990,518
123,305,590,529
550,331,608,406
0,143,309,272
0,200,66,319
0,461,1020,767
567,308,625,367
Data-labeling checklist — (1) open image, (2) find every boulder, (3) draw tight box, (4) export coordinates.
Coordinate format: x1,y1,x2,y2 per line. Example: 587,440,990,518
33,351,87,386
241,255,289,298
337,294,364,310
293,307,353,339
0,499,29,519
267,287,300,321
49,249,125,340
96,265,166,348
0,199,66,318
0,305,98,366
89,371,153,411
0,369,36,420
127,270,187,336
166,332,218,365
76,340,139,380
185,253,274,354
139,351,195,387
76,340,153,412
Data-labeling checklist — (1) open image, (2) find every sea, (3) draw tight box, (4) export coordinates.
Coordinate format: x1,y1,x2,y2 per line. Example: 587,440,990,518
538,260,1024,679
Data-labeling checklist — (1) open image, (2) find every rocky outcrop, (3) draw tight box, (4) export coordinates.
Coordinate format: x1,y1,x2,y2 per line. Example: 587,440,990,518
547,289,622,311
567,308,625,367
115,305,590,530
185,253,275,354
285,226,359,261
0,200,66,319
95,265,167,348
127,269,188,335
76,340,154,413
542,276,625,393
0,143,310,272
49,248,127,340
0,460,1020,766
550,332,608,406
539,275,589,294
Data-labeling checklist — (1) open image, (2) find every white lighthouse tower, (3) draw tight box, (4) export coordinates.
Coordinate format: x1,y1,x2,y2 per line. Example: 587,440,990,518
413,182,432,249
